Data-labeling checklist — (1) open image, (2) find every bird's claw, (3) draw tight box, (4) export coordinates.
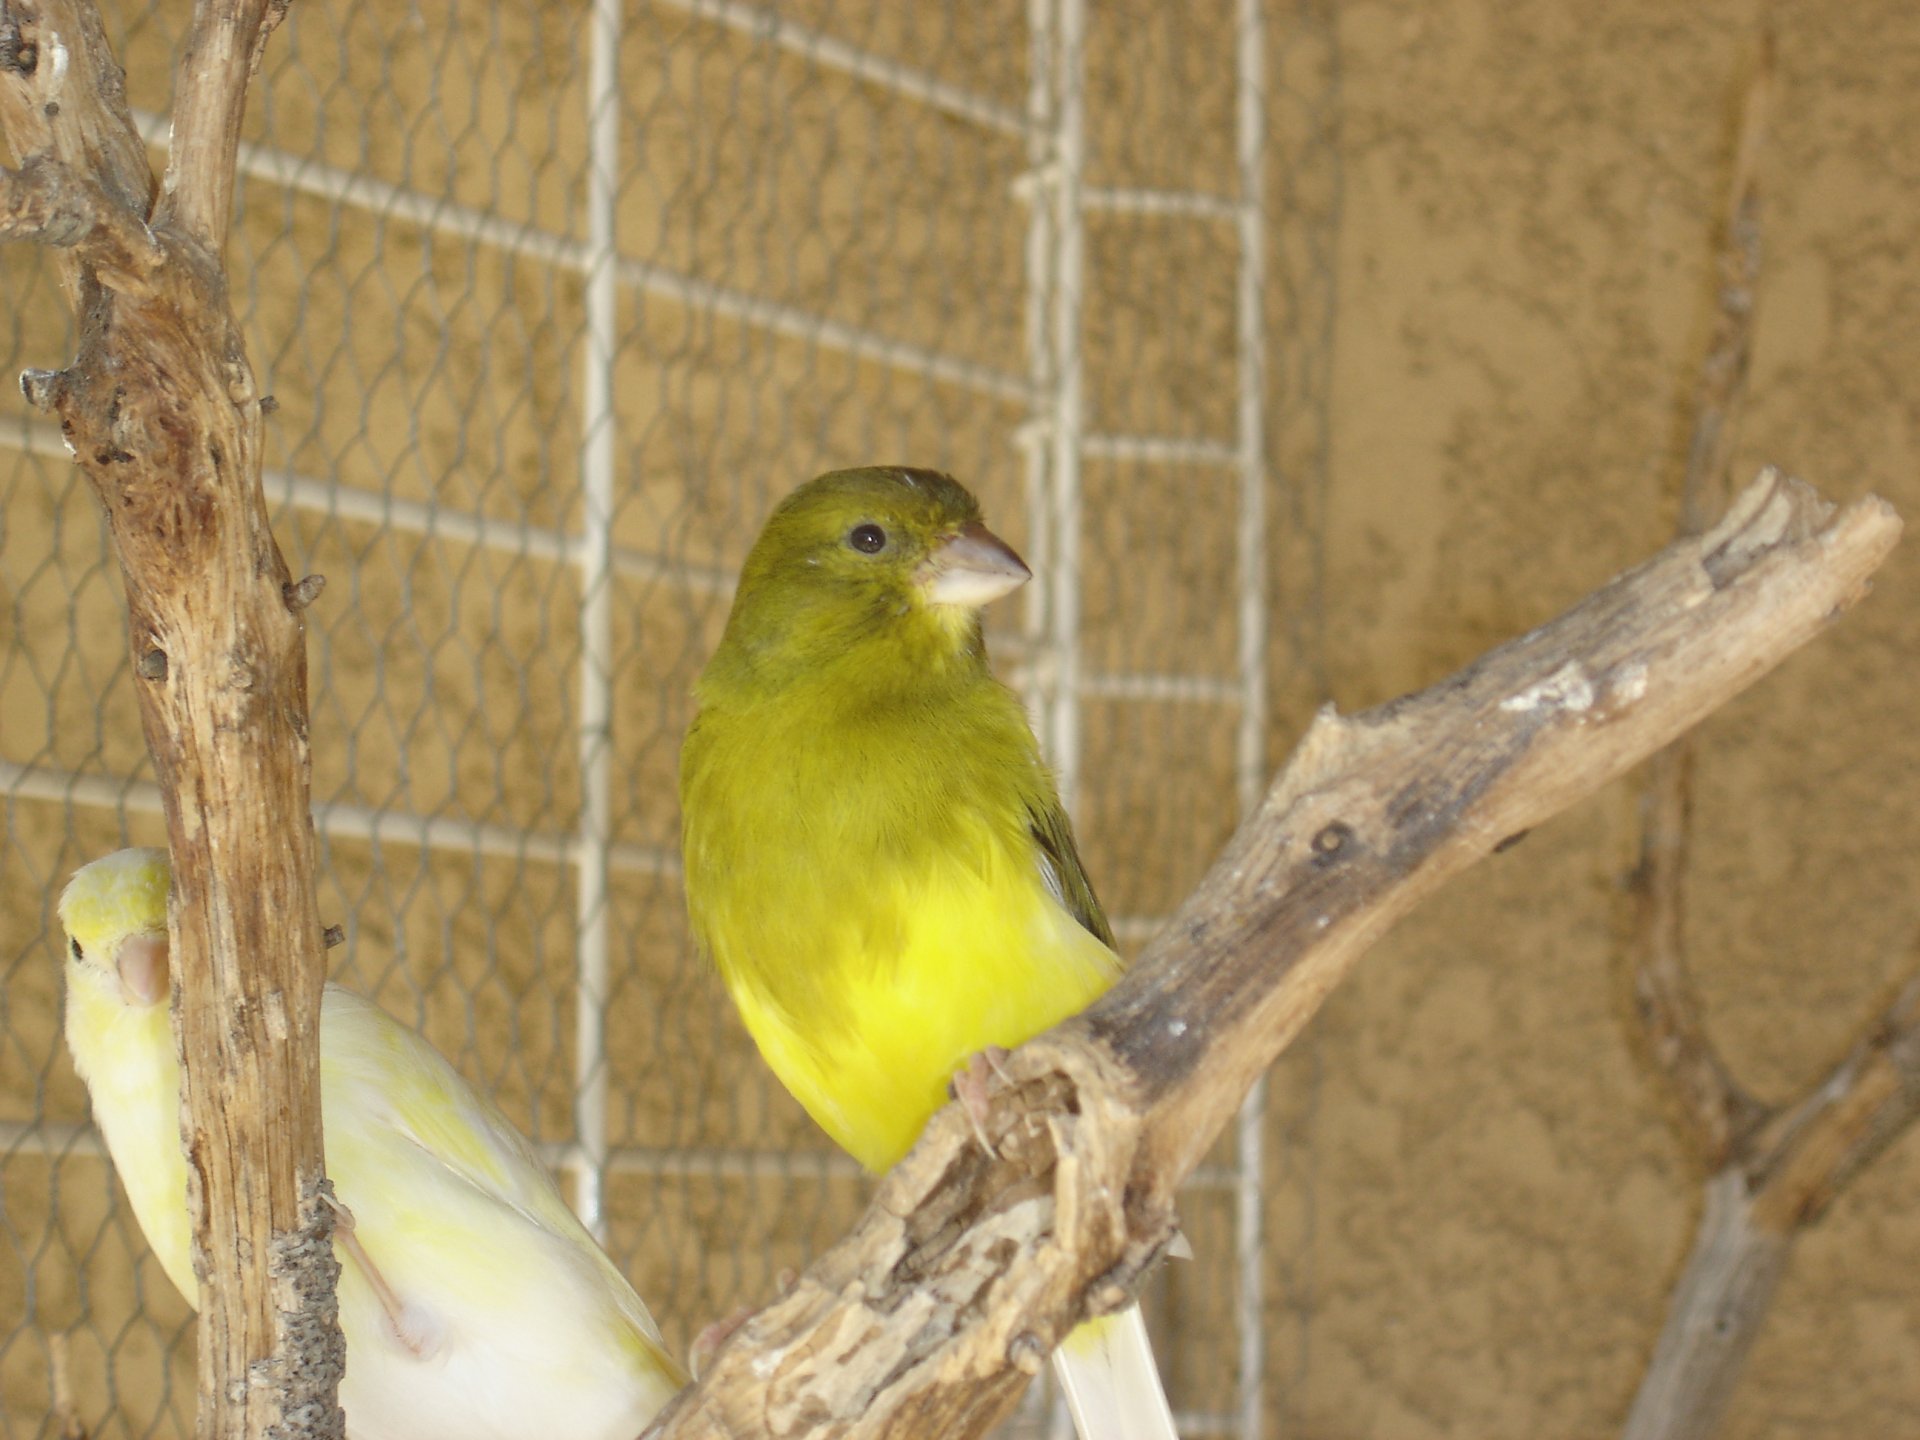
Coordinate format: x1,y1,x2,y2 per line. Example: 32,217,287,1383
689,1270,797,1377
319,1191,356,1235
323,1191,443,1360
691,1304,757,1379
951,1046,1013,1158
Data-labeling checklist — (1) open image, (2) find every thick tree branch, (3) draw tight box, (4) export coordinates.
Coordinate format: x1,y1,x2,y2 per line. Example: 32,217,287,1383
0,1,339,1436
0,0,152,302
0,152,160,289
0,0,149,199
653,470,1899,1440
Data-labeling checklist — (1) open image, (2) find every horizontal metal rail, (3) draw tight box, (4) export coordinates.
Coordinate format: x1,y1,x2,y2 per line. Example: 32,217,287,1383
4,417,735,595
0,762,679,875
0,1120,1241,1192
1078,672,1241,705
126,114,1031,406
265,468,740,597
1082,433,1239,468
1172,1411,1240,1437
2,764,1189,955
1083,186,1239,221
652,0,1031,139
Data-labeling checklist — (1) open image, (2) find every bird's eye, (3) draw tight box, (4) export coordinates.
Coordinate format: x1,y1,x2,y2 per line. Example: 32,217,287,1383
68,937,82,961
848,523,888,554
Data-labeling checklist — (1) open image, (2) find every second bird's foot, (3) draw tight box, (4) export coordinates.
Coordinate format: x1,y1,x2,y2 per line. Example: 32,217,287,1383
951,1046,1013,1158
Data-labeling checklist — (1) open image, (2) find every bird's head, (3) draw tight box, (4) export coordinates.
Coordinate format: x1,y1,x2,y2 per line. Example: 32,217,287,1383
712,466,1031,691
58,848,171,1009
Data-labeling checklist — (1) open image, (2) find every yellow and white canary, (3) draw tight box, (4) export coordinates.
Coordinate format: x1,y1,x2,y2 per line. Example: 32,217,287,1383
58,848,686,1440
681,467,1179,1440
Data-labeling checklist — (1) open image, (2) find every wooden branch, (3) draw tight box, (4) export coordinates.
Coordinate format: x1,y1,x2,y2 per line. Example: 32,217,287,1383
1622,965,1920,1440
0,2,340,1436
1626,745,1764,1164
1746,968,1920,1230
1625,34,1774,1164
155,0,289,250
0,0,149,201
653,470,1899,1440
1620,1171,1792,1440
1678,30,1770,535
0,152,160,289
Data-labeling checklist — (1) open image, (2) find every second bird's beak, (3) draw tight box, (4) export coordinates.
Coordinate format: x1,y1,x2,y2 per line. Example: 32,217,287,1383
115,933,169,1007
919,521,1031,608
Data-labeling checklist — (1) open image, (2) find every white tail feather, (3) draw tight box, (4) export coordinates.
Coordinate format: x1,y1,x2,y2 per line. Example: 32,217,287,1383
1051,1303,1178,1440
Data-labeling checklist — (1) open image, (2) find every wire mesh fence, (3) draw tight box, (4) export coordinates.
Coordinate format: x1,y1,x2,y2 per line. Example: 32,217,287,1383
0,1,1340,1435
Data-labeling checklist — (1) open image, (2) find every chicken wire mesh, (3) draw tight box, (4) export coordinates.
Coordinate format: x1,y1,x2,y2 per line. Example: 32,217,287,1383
0,0,1340,1435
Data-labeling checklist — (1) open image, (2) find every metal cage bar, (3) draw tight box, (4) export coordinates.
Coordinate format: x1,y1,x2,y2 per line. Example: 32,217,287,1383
1044,0,1089,824
1232,1,1272,1432
649,0,1032,138
567,0,624,1241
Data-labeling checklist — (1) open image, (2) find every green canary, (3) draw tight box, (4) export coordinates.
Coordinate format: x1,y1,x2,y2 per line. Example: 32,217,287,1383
680,466,1178,1440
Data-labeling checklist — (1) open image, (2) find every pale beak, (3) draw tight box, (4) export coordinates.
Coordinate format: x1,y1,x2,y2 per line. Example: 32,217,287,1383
919,521,1031,607
114,932,169,1007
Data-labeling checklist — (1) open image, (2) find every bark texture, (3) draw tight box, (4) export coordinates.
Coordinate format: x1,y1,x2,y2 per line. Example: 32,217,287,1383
0,1,340,1435
1621,1172,1792,1440
1622,972,1920,1440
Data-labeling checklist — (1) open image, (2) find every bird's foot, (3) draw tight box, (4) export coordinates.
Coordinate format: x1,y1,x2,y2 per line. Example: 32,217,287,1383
690,1308,753,1379
323,1192,443,1360
951,1045,1013,1158
690,1270,796,1378
319,1190,357,1238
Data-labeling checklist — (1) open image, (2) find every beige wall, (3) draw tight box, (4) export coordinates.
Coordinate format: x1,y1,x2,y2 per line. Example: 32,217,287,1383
1265,1,1920,1435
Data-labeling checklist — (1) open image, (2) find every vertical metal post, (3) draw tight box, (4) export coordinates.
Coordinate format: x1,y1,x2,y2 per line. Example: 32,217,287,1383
1019,0,1057,730
1046,0,1088,818
1232,0,1270,1434
1016,6,1079,1434
571,0,622,1240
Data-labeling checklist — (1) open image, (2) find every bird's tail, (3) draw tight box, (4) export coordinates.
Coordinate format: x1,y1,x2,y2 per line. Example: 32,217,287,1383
1051,1302,1179,1440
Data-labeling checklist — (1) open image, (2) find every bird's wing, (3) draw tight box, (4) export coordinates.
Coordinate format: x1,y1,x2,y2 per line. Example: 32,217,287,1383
1027,797,1117,949
320,986,679,1364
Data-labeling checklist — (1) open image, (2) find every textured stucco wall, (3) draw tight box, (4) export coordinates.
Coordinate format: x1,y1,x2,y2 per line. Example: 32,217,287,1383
1262,2,1920,1435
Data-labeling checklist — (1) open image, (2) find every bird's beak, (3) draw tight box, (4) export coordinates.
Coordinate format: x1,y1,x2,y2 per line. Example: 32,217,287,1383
114,932,169,1007
919,521,1031,607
